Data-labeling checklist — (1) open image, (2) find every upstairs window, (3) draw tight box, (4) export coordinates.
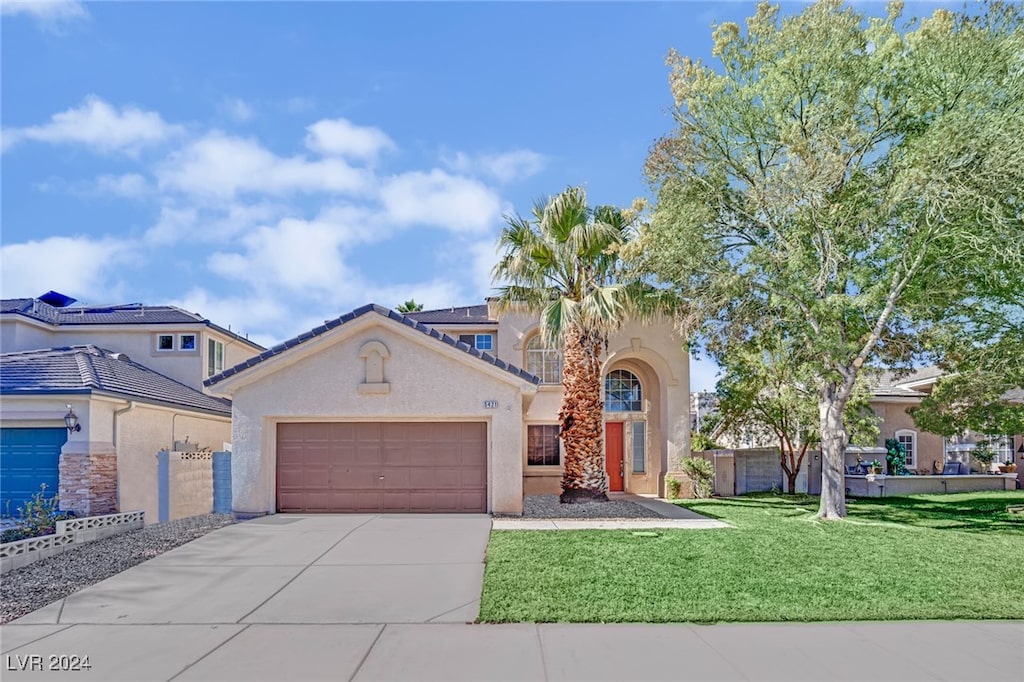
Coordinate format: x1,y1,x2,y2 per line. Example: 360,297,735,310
157,334,174,351
207,339,225,377
179,334,197,351
605,369,642,412
525,335,563,384
458,333,494,351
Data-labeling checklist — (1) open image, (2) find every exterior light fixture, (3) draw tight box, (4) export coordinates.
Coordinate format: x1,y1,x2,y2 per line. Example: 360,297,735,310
64,404,81,434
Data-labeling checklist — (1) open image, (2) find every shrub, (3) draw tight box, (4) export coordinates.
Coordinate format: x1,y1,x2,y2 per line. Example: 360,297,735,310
682,457,715,498
884,438,907,475
666,476,682,499
691,433,722,452
1,484,76,544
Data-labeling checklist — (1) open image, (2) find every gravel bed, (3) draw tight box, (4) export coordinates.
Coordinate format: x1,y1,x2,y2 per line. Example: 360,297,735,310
514,494,663,519
0,513,235,624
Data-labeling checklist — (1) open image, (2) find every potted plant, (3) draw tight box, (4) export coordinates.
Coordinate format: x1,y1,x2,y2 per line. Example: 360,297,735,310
999,459,1018,474
971,441,997,474
869,459,884,475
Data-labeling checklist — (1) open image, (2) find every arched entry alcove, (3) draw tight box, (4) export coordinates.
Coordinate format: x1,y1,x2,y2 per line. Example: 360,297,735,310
603,357,662,495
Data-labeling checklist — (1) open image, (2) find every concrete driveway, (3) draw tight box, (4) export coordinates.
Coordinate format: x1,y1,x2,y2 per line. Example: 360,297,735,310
2,515,1022,681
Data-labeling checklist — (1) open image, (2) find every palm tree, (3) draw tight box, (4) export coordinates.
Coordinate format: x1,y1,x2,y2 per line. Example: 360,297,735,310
396,299,424,313
492,186,674,503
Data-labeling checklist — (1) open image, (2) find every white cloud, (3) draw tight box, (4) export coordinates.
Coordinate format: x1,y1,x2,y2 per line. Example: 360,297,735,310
305,118,395,161
380,170,504,234
157,132,370,199
1,235,133,300
169,287,289,346
1,0,86,29
2,96,182,154
207,216,359,294
93,173,149,198
143,201,289,245
442,149,547,183
219,97,255,122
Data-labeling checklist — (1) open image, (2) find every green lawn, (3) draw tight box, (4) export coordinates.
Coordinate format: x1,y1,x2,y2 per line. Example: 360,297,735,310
479,491,1024,623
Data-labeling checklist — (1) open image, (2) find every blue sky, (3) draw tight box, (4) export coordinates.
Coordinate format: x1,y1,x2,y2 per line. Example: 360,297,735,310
0,1,944,391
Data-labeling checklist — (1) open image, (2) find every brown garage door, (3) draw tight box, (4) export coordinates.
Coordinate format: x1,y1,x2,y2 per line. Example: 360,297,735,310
276,422,487,513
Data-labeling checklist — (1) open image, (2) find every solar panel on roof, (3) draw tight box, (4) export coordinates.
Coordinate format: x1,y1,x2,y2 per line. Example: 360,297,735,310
38,291,77,307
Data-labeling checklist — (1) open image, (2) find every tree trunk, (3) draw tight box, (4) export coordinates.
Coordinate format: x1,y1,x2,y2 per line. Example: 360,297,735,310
786,469,798,495
559,325,608,503
818,381,849,519
779,436,796,494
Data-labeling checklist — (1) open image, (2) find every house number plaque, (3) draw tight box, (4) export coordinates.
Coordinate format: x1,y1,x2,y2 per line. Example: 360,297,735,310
483,400,498,409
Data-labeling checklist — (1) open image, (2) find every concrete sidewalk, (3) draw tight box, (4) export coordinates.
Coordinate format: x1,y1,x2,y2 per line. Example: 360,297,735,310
2,620,1020,681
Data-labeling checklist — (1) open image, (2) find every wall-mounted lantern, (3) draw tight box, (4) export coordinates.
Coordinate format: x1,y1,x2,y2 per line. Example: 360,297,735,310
64,404,82,434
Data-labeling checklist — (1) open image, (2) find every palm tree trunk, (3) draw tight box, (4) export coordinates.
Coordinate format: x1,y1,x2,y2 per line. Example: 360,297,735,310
559,325,609,503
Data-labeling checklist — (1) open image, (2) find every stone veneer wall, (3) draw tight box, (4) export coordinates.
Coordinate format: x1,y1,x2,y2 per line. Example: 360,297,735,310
59,451,118,516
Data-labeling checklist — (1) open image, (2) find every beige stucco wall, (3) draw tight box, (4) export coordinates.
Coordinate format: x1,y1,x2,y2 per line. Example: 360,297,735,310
169,453,214,520
116,403,230,523
503,314,691,498
0,318,262,391
0,319,55,353
217,316,530,515
871,399,944,474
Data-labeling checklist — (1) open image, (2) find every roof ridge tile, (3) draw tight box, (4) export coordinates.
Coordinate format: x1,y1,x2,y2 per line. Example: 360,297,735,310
205,303,540,386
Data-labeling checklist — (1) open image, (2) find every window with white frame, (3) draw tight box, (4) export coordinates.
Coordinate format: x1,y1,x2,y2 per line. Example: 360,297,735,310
457,333,494,351
525,335,563,384
179,334,197,351
631,421,646,474
157,334,174,351
527,424,560,466
990,435,1013,465
605,369,642,412
207,338,224,377
895,429,916,468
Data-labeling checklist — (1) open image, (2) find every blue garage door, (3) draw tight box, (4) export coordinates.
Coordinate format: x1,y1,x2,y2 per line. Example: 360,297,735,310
0,428,67,516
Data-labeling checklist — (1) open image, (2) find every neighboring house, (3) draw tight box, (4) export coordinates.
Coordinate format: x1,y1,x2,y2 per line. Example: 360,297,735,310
870,368,1023,478
1,292,262,389
205,301,691,515
0,292,264,520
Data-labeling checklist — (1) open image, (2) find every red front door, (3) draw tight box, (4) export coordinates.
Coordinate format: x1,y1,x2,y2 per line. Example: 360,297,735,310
605,422,624,492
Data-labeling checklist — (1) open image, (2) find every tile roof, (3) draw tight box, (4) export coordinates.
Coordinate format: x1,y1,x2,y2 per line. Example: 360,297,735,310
1,346,231,416
871,367,944,397
1,298,264,350
404,304,493,325
205,304,540,387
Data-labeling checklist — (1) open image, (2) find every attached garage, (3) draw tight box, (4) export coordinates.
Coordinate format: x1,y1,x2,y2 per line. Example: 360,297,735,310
205,305,539,516
276,421,487,513
0,427,66,514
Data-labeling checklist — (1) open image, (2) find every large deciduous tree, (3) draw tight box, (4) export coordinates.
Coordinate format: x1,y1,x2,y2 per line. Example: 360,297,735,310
714,332,879,494
493,186,674,503
637,0,1024,517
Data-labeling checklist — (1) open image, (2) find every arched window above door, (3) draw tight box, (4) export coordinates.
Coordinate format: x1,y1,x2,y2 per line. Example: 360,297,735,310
605,369,642,412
